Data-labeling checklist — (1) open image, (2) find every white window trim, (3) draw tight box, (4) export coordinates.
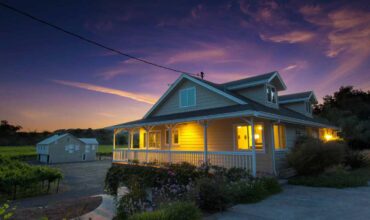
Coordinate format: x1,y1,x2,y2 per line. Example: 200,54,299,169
179,87,196,108
266,84,277,104
273,124,287,151
164,128,180,146
232,123,265,153
146,130,162,149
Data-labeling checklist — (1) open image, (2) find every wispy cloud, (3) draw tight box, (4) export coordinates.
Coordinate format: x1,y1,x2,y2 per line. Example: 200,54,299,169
260,31,315,43
300,6,370,86
282,64,297,71
53,80,157,104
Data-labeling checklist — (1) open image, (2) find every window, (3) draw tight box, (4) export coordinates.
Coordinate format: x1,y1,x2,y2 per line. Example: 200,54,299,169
75,145,80,151
173,129,179,145
235,124,264,150
180,87,196,107
165,129,179,145
149,131,161,148
306,102,312,113
273,125,286,150
266,86,277,104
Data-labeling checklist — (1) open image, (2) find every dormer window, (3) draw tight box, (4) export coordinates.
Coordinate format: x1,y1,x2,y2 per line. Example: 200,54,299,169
306,102,312,113
179,87,196,108
266,85,277,104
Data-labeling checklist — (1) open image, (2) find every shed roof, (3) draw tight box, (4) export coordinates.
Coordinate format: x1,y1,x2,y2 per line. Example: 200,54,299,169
79,138,99,144
37,134,68,145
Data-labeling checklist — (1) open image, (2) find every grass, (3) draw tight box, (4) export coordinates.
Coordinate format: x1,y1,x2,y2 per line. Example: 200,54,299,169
289,166,370,188
0,145,117,159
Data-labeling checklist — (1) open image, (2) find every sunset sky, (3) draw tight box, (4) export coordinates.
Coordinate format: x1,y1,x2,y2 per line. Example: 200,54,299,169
1,0,369,131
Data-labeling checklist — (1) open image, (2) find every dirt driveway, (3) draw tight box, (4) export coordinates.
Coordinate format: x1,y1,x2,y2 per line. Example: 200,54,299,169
207,184,370,220
13,160,112,209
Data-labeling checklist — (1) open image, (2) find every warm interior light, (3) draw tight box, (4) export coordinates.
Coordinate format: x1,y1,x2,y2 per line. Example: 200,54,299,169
254,134,260,139
325,134,333,141
258,125,263,130
237,126,242,129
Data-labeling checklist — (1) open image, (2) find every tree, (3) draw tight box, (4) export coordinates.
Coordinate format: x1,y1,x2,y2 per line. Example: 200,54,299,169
314,86,370,149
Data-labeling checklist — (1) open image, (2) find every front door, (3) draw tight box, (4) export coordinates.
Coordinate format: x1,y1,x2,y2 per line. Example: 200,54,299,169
236,125,251,150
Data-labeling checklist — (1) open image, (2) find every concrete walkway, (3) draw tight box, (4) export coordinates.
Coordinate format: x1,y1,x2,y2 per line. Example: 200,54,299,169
207,185,370,220
79,195,116,220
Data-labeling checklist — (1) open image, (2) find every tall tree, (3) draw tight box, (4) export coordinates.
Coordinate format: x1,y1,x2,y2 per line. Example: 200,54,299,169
314,86,370,149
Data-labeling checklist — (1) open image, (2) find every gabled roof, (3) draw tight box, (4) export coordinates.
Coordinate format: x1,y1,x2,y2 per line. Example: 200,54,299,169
37,134,68,145
222,71,287,91
143,74,247,118
79,138,99,144
279,91,317,104
112,95,336,129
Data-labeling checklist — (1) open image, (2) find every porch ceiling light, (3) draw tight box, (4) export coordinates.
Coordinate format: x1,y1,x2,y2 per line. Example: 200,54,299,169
254,134,260,139
325,134,333,141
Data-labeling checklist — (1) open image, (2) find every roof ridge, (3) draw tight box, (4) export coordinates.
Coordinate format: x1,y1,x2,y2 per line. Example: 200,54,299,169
221,71,277,86
279,91,312,97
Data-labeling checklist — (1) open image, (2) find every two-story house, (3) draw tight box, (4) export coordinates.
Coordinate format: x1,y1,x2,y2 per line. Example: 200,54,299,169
111,71,339,176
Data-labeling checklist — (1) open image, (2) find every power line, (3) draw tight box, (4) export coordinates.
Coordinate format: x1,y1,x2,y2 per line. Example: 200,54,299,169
0,1,192,75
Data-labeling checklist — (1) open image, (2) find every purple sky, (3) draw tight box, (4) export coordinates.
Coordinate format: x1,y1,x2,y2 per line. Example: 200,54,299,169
1,0,369,131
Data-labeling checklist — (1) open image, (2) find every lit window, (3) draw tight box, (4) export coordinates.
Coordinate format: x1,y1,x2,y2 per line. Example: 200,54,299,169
235,124,264,150
165,129,179,145
173,129,179,145
266,86,277,104
165,129,170,145
274,125,286,150
180,87,196,107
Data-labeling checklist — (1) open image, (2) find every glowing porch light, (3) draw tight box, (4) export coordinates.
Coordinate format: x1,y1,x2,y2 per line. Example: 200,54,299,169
325,134,333,141
257,125,263,130
254,134,260,140
237,126,242,129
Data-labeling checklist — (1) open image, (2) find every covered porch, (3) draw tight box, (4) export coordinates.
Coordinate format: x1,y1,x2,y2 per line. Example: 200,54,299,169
112,116,284,176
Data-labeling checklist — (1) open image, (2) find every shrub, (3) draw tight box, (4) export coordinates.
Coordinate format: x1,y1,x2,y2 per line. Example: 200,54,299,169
165,162,199,185
129,202,201,220
344,150,369,169
194,177,230,211
228,177,281,204
116,178,149,220
260,177,282,194
226,168,252,182
287,137,346,175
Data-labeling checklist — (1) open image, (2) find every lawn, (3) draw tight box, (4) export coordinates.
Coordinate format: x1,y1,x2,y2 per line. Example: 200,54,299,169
289,166,370,188
0,145,116,158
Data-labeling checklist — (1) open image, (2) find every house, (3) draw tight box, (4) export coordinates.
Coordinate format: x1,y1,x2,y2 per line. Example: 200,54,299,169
36,133,98,164
111,71,339,176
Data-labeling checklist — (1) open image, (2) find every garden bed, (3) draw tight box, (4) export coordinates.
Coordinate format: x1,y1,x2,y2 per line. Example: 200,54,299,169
105,162,282,219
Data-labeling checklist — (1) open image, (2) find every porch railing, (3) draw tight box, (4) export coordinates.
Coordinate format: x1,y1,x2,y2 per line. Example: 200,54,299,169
113,149,254,171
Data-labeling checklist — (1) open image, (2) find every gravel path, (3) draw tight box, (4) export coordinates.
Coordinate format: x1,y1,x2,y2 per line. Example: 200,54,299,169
13,160,112,209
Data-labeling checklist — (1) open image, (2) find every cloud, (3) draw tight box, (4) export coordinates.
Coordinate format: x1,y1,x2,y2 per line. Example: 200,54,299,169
97,112,117,118
260,31,315,43
166,49,226,64
52,80,157,104
282,64,297,71
300,7,370,86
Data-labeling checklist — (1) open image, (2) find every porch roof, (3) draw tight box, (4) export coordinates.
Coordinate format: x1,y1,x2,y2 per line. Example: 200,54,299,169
112,98,337,129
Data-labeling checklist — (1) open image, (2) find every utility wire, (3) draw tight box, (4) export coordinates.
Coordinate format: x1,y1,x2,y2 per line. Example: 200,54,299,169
0,1,192,75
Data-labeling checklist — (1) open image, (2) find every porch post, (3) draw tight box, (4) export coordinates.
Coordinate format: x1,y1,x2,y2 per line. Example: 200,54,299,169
271,123,277,175
202,120,209,165
144,126,150,163
168,125,172,163
251,118,257,177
